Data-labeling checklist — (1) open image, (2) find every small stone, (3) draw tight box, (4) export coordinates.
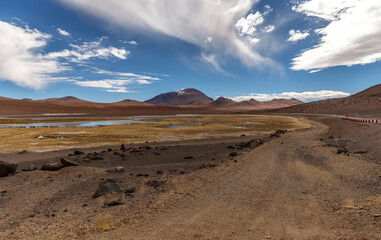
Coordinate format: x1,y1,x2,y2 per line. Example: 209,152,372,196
93,179,121,198
41,162,64,171
337,148,348,154
184,156,194,159
74,150,84,156
156,170,163,175
22,164,37,172
61,158,78,167
229,152,237,157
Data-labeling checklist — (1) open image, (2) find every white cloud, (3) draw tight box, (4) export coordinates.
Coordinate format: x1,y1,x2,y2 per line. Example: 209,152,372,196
123,40,137,45
70,69,164,93
287,29,309,42
57,0,277,69
57,28,71,37
291,0,381,72
235,6,274,45
46,37,129,62
0,20,64,89
230,90,350,102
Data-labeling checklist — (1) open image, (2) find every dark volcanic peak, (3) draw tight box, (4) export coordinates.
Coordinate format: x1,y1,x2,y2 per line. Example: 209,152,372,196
210,97,237,106
145,88,213,106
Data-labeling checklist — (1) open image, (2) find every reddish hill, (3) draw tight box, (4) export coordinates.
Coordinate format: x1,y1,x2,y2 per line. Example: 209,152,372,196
269,84,381,117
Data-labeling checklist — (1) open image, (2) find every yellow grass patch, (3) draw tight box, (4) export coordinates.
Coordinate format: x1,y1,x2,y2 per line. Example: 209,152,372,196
0,115,310,152
93,214,114,231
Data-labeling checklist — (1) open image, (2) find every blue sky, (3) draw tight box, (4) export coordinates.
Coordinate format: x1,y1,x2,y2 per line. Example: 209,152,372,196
0,0,380,102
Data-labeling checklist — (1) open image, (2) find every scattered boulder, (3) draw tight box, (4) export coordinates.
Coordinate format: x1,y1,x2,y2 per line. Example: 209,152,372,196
18,150,27,154
199,163,217,169
184,156,194,159
93,179,121,198
270,129,287,138
0,161,18,177
90,156,104,161
353,150,368,154
125,187,136,196
229,152,238,157
337,148,348,154
106,166,125,173
61,158,78,167
22,164,37,172
41,162,64,171
120,144,126,151
105,200,124,207
156,170,163,175
74,150,84,156
147,180,167,188
227,146,235,149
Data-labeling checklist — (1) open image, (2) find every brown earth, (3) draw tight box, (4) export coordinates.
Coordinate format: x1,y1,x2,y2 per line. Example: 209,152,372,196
268,84,381,118
0,116,380,239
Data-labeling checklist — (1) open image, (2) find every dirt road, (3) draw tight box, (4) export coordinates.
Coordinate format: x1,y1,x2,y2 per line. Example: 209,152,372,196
98,118,380,240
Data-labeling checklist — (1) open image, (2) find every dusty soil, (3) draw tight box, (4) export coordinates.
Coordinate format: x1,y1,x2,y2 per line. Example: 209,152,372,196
0,116,380,239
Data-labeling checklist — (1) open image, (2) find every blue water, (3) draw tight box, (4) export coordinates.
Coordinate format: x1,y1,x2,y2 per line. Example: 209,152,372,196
0,120,143,128
167,124,193,128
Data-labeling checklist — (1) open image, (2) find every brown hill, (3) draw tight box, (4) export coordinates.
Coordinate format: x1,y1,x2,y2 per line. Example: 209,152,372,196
145,88,214,106
269,84,381,117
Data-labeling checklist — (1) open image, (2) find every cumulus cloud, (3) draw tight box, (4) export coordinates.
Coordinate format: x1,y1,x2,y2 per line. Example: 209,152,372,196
57,0,277,69
57,28,71,37
287,29,309,42
70,69,164,93
291,0,381,72
0,20,64,89
230,90,350,102
235,5,274,45
46,37,129,62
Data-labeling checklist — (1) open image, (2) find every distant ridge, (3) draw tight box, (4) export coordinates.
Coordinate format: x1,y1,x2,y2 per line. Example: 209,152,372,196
145,88,214,106
270,84,381,117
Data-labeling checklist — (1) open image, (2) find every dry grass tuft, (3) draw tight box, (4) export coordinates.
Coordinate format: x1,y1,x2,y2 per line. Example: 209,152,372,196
93,214,114,231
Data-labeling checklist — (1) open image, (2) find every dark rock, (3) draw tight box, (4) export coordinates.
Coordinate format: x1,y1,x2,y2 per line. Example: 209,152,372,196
90,156,104,161
144,146,152,150
240,134,246,137
120,144,126,151
337,148,348,154
93,179,121,198
41,162,64,171
156,170,163,175
229,152,237,157
61,158,78,167
18,150,27,154
353,150,368,154
136,173,144,177
179,171,185,175
68,153,75,157
147,180,167,188
184,156,194,159
22,164,37,172
105,200,124,207
270,129,287,138
108,148,113,152
227,146,235,149
0,161,18,177
125,187,136,196
74,150,84,156
199,163,216,169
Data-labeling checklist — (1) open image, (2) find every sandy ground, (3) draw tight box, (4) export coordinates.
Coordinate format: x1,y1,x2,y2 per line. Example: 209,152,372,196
0,116,380,239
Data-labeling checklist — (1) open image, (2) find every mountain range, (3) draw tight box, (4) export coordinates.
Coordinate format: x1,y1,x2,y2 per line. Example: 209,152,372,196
1,84,381,116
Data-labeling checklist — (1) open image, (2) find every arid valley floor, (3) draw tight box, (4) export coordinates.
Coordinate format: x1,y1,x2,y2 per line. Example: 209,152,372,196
0,114,380,239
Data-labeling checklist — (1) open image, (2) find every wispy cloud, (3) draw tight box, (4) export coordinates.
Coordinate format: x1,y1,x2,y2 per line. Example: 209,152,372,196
291,0,381,72
230,90,350,102
70,69,165,93
287,29,309,42
57,28,71,37
57,0,278,70
46,37,129,62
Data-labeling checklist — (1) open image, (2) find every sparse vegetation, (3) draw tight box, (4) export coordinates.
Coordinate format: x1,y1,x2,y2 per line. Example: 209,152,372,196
0,115,310,152
93,214,114,231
